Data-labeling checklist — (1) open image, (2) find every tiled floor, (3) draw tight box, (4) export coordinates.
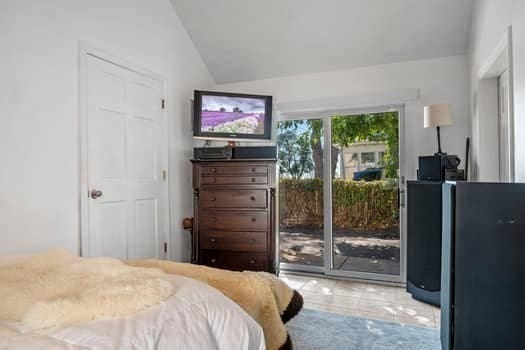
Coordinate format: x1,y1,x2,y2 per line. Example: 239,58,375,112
280,273,440,328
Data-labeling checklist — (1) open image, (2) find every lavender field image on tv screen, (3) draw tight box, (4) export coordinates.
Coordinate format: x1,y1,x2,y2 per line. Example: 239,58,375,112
200,95,265,135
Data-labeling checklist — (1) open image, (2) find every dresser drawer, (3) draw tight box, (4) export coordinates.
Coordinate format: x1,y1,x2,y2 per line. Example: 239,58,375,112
200,251,268,271
200,189,267,208
201,175,268,185
200,231,268,252
200,210,268,230
201,165,268,175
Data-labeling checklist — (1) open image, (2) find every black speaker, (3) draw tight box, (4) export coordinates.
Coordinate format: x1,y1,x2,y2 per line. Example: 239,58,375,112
418,155,445,181
406,181,442,306
232,146,277,159
442,182,525,350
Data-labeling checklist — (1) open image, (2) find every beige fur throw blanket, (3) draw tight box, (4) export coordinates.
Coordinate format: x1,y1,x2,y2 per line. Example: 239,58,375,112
126,259,303,350
0,251,173,331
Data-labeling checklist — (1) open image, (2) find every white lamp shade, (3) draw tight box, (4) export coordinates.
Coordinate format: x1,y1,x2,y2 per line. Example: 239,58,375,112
424,104,453,128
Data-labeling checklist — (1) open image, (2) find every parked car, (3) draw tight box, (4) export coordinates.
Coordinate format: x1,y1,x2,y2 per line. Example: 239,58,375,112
353,167,383,181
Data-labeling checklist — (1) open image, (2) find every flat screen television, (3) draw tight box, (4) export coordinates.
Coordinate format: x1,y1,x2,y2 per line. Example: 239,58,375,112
193,90,273,141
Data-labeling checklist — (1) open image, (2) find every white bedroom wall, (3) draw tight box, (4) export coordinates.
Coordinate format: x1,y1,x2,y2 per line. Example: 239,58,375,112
0,0,214,259
468,0,525,182
215,56,471,182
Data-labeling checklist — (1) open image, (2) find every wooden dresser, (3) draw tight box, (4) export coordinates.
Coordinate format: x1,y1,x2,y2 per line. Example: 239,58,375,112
191,159,278,273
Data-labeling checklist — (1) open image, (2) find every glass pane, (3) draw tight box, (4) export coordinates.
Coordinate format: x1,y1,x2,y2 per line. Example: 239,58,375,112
278,119,324,267
361,152,375,164
331,112,400,275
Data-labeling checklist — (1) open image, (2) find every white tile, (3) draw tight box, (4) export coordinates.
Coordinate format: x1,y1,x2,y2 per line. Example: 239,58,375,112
334,280,367,290
394,314,436,328
332,280,366,297
364,285,400,295
300,277,338,293
296,277,439,329
360,284,399,302
279,275,310,290
390,304,435,319
395,290,435,309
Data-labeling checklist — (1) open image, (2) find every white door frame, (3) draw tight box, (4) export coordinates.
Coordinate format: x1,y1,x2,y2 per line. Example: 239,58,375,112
78,43,171,258
277,102,407,284
474,25,515,182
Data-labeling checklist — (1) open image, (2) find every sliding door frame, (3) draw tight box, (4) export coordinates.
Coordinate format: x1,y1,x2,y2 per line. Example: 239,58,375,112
278,105,407,284
323,106,406,284
278,114,327,274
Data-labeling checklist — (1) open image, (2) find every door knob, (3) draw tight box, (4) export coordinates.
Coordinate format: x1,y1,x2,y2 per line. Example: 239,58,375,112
90,189,103,199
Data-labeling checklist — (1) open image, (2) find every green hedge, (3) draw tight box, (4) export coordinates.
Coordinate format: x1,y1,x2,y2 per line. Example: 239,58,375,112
279,179,399,231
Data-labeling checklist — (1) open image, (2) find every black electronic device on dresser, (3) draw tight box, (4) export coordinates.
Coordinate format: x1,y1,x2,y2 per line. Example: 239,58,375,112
441,182,525,350
406,181,443,306
193,146,277,160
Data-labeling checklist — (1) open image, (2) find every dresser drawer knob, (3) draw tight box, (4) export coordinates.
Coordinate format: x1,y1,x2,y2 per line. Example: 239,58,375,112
210,196,216,201
250,196,256,200
211,178,217,182
211,258,216,263
210,238,217,243
251,168,256,172
249,259,255,264
211,168,217,173
251,178,256,182
251,218,256,222
211,217,217,222
251,239,256,243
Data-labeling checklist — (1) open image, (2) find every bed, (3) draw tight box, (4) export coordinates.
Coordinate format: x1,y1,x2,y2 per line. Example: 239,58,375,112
0,253,266,350
0,252,302,350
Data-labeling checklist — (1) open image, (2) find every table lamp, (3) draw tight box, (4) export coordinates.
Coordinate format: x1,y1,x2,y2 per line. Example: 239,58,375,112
424,104,452,155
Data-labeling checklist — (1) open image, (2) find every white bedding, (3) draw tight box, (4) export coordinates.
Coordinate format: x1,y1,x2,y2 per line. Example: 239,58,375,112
0,269,265,350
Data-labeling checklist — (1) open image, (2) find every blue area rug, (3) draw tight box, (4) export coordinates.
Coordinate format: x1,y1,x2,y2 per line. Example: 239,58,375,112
287,308,440,350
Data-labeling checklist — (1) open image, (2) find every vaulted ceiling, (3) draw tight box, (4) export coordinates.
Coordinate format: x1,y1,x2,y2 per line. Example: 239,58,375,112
171,0,473,83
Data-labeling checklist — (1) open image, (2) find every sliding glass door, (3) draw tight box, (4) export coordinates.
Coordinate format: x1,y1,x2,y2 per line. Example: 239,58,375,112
327,111,402,281
278,109,405,282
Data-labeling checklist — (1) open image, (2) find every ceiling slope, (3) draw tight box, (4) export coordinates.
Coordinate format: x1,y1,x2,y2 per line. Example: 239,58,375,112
171,0,473,83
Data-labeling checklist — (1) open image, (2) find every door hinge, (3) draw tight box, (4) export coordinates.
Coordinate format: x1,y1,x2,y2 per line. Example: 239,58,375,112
164,242,168,254
161,99,165,110
162,170,167,181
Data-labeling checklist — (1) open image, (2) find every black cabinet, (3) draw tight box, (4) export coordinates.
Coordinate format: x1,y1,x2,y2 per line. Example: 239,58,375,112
406,181,442,306
441,182,525,350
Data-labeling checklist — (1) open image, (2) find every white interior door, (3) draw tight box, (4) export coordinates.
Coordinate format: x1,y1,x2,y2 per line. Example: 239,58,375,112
83,53,168,259
498,69,510,182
